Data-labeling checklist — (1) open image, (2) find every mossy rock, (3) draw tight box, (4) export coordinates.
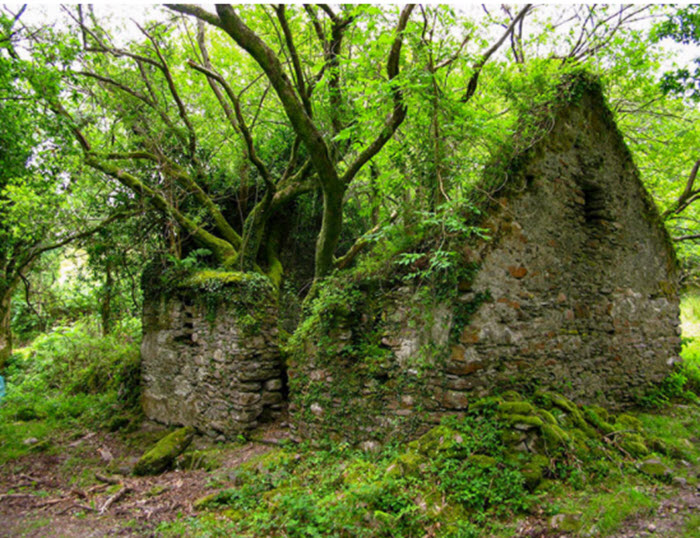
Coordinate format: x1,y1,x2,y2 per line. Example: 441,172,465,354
501,430,526,446
384,451,428,480
468,396,501,413
467,454,497,468
241,448,295,474
343,460,381,486
262,485,307,508
500,390,524,402
415,487,447,518
520,454,550,490
541,423,570,449
615,413,643,432
583,406,616,435
619,433,649,457
621,439,650,458
537,409,558,425
639,458,673,482
133,426,195,476
549,512,583,533
498,401,535,416
648,437,688,460
587,405,611,423
193,490,239,511
534,392,598,436
408,425,468,459
503,414,543,430
534,390,576,413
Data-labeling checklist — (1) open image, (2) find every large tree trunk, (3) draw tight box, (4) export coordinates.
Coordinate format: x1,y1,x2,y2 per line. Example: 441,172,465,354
0,290,12,372
315,186,345,279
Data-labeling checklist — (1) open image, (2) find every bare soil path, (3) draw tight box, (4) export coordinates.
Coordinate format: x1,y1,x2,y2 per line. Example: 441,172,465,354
2,419,699,537
0,424,285,537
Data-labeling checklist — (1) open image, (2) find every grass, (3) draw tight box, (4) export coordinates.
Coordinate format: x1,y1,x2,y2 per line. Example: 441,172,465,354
5,296,700,536
0,318,141,465
684,513,700,537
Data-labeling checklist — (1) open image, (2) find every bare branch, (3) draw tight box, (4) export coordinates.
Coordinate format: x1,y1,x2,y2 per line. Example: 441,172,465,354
461,4,533,103
276,5,311,115
664,158,700,219
341,5,416,185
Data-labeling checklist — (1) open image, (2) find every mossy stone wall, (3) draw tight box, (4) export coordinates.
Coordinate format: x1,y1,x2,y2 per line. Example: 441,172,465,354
141,270,283,438
289,85,681,444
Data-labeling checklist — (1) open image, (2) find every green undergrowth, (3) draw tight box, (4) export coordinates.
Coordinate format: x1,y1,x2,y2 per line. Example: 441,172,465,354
0,318,142,464
158,390,700,538
637,332,700,408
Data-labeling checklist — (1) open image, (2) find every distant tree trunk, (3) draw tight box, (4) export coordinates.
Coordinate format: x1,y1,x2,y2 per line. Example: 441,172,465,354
100,262,114,336
0,289,12,371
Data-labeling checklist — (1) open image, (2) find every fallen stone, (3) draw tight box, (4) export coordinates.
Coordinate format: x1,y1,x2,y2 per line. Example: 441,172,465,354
133,426,195,476
638,458,672,480
549,512,582,533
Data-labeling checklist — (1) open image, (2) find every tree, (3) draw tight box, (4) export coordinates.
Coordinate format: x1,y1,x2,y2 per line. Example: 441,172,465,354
36,4,416,286
17,4,700,293
655,5,700,102
0,8,131,367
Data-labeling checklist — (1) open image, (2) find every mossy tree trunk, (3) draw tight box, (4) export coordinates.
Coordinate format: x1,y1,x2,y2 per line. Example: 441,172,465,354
100,261,114,336
0,288,12,371
315,184,346,279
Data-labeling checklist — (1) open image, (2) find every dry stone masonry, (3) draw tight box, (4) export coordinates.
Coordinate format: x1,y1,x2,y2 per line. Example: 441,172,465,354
289,77,681,443
139,76,681,444
141,271,284,438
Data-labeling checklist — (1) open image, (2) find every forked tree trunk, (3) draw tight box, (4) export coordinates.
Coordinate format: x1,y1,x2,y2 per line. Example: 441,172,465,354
0,290,12,371
315,186,345,279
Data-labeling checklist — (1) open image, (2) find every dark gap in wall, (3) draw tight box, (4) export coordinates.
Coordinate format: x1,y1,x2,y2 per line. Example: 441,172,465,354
581,182,607,225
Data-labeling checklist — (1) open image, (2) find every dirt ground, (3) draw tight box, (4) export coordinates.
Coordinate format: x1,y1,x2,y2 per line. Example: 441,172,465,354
2,421,700,537
515,486,700,537
0,423,284,537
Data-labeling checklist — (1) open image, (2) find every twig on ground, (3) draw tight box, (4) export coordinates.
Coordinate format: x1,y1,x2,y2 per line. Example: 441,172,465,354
99,486,132,514
95,472,122,485
86,483,109,495
37,497,70,508
0,493,39,501
57,502,98,515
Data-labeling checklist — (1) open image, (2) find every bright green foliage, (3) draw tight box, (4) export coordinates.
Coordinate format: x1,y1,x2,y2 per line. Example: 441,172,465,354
0,319,141,463
654,5,700,101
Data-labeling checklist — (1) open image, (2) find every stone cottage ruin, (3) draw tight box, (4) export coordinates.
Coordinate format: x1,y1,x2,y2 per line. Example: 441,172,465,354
140,78,681,441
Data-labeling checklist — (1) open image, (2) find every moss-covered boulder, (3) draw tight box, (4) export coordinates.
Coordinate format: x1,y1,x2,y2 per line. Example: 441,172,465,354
549,512,583,533
639,458,673,481
133,426,195,476
384,451,429,479
541,423,570,449
408,425,468,459
520,454,550,490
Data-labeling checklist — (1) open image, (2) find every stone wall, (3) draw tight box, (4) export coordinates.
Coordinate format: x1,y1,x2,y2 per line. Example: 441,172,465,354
288,80,681,443
141,272,284,438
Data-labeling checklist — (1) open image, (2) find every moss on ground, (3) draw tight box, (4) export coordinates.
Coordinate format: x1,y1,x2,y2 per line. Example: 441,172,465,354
159,392,700,538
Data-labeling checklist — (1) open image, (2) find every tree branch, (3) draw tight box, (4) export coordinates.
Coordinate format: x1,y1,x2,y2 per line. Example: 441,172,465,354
461,4,533,103
170,4,342,192
340,5,415,185
335,210,398,270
